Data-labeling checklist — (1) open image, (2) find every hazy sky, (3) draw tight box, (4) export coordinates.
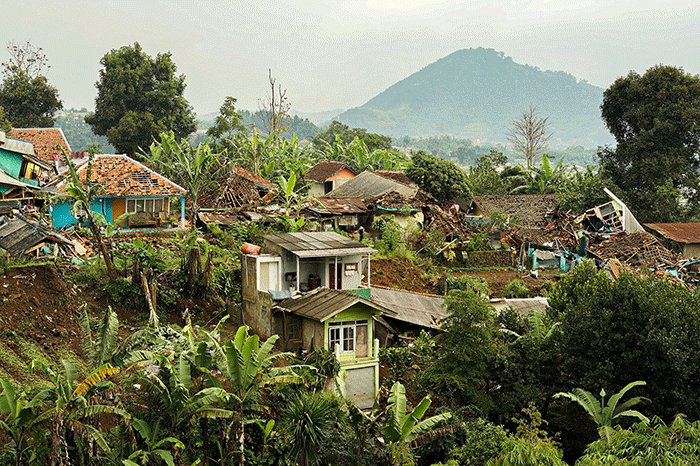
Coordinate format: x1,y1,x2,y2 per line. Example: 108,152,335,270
3,0,699,117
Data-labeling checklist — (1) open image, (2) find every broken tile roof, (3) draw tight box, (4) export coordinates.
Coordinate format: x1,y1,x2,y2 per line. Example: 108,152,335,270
470,194,560,227
8,128,71,164
307,196,367,215
305,161,355,182
645,223,700,244
231,165,276,190
56,155,186,197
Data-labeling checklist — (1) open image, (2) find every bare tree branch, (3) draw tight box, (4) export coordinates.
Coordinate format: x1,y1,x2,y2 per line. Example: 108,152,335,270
506,105,553,167
256,69,290,138
2,40,50,78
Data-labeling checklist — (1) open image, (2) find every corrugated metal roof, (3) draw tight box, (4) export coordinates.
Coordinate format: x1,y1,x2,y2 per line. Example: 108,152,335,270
263,231,376,257
0,214,71,256
274,288,395,322
308,196,367,215
369,286,448,330
645,223,700,244
489,297,549,317
327,170,417,202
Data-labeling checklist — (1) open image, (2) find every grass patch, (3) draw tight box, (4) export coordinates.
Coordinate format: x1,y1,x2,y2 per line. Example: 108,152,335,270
15,337,52,367
0,341,48,387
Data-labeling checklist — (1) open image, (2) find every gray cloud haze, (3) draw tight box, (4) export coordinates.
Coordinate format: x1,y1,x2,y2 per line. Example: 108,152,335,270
3,0,698,117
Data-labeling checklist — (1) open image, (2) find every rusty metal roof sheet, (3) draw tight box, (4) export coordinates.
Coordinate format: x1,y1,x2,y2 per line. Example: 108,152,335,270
308,196,367,215
645,223,700,244
274,288,395,322
369,286,448,330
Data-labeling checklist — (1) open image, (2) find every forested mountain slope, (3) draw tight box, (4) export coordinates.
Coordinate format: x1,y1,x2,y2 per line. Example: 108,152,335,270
339,47,613,147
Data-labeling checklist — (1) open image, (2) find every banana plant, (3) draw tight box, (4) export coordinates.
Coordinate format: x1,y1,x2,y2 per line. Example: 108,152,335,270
207,326,305,465
122,418,184,466
0,378,47,466
30,359,129,466
554,381,649,442
382,381,452,444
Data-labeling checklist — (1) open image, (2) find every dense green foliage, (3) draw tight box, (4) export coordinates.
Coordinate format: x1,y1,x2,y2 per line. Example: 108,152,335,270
54,114,115,153
85,42,197,156
599,65,700,222
549,261,700,420
406,150,471,202
0,69,62,127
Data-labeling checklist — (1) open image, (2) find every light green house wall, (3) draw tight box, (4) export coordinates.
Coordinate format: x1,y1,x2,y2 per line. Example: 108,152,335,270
0,147,24,180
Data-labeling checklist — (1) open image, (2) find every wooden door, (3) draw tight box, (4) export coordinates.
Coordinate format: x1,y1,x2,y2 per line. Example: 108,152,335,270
328,263,342,289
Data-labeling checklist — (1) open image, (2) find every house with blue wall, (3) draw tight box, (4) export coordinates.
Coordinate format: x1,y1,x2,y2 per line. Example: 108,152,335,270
0,131,54,200
51,154,187,230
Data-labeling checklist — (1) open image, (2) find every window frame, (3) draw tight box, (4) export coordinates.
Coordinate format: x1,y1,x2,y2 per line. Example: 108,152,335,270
328,319,368,354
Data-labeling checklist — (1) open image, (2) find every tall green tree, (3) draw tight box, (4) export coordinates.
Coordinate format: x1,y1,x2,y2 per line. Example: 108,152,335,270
0,40,61,128
549,261,700,420
406,150,471,202
207,96,245,141
420,289,495,409
0,70,62,127
468,150,508,195
85,42,196,157
598,65,700,222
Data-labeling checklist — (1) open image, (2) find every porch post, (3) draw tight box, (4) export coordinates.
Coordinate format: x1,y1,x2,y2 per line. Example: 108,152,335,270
179,196,185,228
367,254,371,288
334,256,338,289
296,256,300,293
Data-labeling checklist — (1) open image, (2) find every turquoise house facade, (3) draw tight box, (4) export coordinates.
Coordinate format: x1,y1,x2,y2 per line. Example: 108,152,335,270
51,154,186,230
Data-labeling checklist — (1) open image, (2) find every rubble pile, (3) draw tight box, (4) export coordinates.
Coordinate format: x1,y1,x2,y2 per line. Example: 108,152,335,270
589,231,682,267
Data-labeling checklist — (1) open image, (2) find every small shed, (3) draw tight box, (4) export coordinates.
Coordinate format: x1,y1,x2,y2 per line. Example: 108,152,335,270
645,223,700,259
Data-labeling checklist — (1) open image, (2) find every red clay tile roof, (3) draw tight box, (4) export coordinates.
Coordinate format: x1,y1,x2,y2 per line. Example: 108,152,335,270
305,161,355,182
232,165,276,190
9,128,71,164
645,223,700,244
56,155,186,197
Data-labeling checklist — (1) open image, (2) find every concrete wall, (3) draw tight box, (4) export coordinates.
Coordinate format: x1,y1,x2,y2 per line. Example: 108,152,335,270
51,198,112,229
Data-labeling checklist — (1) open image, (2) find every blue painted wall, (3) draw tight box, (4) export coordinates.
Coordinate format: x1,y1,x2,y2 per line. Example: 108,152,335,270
0,147,24,179
52,197,112,229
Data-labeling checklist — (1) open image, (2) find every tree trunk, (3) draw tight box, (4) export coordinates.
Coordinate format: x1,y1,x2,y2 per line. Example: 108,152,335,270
88,214,116,280
202,250,215,287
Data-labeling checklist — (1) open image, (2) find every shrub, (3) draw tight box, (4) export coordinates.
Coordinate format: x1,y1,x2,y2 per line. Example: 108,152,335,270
503,279,529,298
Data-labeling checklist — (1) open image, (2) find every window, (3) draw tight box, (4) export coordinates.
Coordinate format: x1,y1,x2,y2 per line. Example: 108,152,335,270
126,198,165,213
328,320,368,354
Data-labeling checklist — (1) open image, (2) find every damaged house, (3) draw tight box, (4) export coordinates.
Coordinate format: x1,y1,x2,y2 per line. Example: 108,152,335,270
241,231,391,407
50,154,187,230
0,131,54,201
327,170,428,227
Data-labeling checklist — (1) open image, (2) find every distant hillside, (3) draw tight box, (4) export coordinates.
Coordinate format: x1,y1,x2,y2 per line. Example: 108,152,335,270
338,48,613,147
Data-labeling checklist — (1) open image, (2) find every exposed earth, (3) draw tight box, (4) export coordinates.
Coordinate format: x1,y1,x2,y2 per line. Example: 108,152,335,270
0,259,557,384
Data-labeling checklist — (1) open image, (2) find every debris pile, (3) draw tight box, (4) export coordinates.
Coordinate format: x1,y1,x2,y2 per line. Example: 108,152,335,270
589,231,682,268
